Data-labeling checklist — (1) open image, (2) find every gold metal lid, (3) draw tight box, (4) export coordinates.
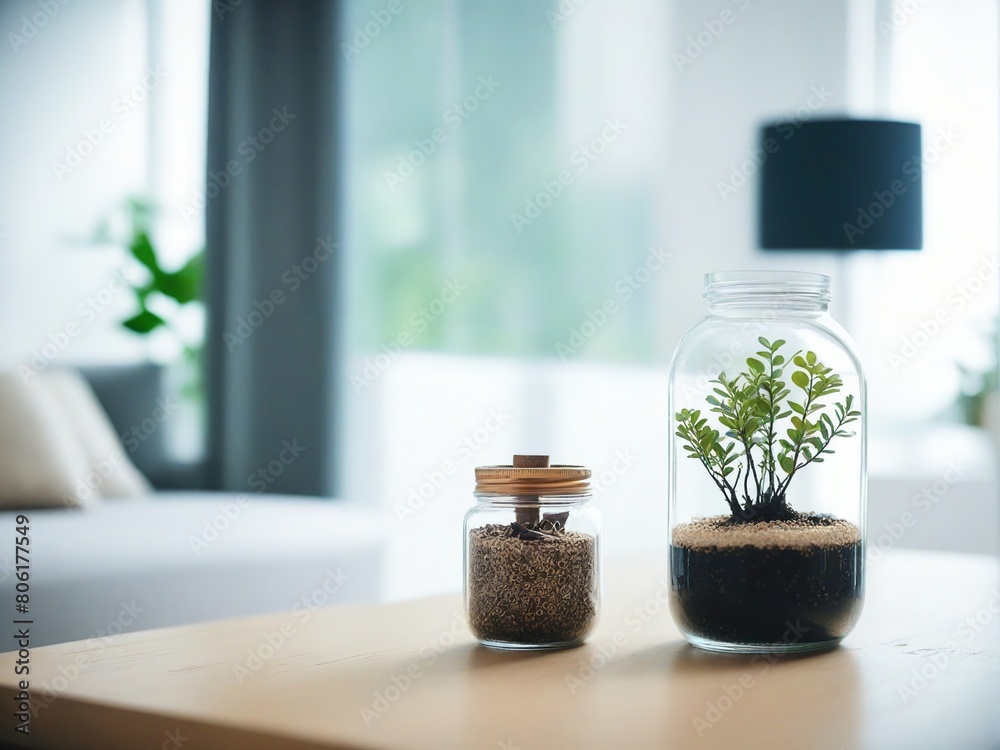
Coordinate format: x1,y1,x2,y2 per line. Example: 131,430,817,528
474,455,591,496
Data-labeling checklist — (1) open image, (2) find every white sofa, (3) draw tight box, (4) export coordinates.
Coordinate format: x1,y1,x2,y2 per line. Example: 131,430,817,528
0,494,382,650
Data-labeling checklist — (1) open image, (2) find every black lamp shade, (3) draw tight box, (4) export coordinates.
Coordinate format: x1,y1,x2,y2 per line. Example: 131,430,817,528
759,119,923,251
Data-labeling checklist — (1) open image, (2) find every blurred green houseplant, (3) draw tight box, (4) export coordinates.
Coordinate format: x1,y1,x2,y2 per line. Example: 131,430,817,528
94,198,205,403
96,198,204,343
956,318,999,429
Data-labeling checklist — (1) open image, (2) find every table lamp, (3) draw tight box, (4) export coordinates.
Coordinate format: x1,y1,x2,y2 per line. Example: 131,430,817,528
759,118,923,251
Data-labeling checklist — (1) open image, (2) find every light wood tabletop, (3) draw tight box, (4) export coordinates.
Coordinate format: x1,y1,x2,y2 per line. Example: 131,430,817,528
1,550,997,750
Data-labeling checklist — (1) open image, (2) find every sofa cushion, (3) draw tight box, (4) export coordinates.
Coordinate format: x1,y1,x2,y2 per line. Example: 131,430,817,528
41,369,152,500
0,373,92,509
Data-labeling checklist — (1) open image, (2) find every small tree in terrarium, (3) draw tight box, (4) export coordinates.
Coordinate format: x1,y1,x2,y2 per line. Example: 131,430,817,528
675,337,860,523
669,337,865,653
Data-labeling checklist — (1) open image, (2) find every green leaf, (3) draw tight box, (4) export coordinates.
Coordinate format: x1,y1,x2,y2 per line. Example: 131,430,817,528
806,351,817,366
157,253,203,304
779,456,794,473
122,309,165,334
129,232,161,276
746,357,764,374
791,371,809,388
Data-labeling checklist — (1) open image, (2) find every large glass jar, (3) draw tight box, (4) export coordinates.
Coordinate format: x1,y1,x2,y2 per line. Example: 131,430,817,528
668,271,866,653
464,455,601,650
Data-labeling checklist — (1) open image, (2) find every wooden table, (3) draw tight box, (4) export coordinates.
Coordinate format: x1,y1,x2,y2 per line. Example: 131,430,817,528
1,550,997,749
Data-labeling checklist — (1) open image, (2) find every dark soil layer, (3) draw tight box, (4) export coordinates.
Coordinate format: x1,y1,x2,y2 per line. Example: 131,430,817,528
670,515,864,646
468,522,597,646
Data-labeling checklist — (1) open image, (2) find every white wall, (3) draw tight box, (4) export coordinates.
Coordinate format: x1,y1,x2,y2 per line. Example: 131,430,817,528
0,0,209,371
657,0,853,350
0,0,150,368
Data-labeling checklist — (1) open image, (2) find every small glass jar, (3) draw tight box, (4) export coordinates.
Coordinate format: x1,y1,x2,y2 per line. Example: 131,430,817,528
464,456,601,650
668,271,866,654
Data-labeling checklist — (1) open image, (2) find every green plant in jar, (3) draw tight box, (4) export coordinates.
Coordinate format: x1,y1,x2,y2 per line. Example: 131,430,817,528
675,337,861,523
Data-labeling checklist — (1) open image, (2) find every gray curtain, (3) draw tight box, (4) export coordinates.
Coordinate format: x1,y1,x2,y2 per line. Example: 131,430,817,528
205,0,341,496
